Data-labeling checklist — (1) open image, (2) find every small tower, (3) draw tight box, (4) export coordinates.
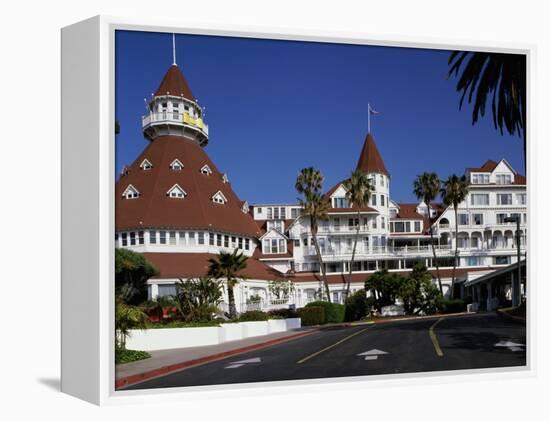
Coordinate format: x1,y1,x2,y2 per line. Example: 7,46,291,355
141,63,209,146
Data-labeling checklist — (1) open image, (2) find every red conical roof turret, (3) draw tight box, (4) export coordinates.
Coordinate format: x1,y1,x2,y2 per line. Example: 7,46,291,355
356,133,389,176
154,64,196,101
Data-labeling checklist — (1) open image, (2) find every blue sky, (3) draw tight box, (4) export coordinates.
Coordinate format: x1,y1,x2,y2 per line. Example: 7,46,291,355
115,30,524,203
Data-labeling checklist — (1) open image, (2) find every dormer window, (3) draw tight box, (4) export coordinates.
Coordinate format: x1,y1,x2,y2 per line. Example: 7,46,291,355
333,197,350,208
122,184,140,199
167,184,187,199
170,159,184,171
241,201,249,214
200,164,212,176
471,174,490,184
496,174,512,185
222,173,229,184
140,159,153,170
212,191,228,205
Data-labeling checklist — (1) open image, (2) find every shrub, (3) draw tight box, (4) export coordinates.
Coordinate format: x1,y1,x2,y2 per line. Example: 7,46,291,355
344,290,368,322
439,299,466,314
115,348,151,365
297,306,325,326
267,308,298,319
238,310,269,322
305,301,345,323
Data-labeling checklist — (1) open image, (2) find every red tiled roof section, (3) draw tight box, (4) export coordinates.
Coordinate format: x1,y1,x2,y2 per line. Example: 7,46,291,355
154,65,196,101
143,252,285,280
115,136,260,237
356,133,389,176
392,203,424,220
466,159,499,173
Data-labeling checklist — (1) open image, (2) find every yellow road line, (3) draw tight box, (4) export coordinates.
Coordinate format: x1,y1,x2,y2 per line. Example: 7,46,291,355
297,327,369,364
429,318,444,357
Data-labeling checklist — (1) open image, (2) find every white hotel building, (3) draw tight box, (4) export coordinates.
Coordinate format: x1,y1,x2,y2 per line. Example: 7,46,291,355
116,63,527,312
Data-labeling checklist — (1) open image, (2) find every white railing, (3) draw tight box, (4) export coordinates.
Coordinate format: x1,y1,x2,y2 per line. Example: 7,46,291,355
142,112,209,135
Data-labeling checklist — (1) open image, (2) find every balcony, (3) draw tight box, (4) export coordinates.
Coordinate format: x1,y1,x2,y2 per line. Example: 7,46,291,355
142,111,209,143
303,244,454,258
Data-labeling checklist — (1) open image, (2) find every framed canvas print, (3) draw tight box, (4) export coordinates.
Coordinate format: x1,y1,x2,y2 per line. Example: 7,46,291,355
61,16,532,405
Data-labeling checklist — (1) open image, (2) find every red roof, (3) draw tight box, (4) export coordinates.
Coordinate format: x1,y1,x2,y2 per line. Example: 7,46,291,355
154,65,196,101
143,252,284,280
356,133,389,176
115,136,261,237
466,159,499,173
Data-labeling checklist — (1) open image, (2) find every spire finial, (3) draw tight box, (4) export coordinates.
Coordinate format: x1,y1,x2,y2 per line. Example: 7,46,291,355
172,33,177,66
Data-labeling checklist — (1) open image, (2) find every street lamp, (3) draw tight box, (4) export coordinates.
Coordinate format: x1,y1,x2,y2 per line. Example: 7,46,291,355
504,216,522,306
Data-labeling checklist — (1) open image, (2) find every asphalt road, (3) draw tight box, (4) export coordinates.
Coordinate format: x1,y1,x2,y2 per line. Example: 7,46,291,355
124,313,526,390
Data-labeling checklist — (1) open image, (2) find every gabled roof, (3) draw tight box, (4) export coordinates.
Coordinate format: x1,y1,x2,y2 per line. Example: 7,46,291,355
115,136,260,237
356,133,389,176
466,159,499,173
154,64,196,101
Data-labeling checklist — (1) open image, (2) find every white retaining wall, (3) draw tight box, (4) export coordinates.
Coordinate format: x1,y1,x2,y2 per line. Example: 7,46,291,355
126,318,301,351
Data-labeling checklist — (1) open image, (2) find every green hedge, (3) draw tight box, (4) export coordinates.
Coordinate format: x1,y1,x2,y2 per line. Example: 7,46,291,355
267,308,298,319
305,301,345,323
439,299,466,314
344,290,369,322
238,310,269,322
297,306,325,326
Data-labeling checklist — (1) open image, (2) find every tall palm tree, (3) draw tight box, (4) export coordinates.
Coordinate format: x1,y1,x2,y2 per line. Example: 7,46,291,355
448,52,526,173
413,172,443,294
208,250,248,319
295,166,324,196
440,175,469,298
299,190,331,301
343,169,375,299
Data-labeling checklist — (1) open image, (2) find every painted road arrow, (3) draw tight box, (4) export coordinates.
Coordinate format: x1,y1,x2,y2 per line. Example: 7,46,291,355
494,341,525,352
224,357,262,369
357,349,389,361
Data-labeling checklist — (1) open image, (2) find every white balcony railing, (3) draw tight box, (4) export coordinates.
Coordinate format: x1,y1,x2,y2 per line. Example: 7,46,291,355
142,111,209,136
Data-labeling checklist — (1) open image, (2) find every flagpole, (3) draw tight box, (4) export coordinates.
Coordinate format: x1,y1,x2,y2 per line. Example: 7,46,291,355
367,103,371,134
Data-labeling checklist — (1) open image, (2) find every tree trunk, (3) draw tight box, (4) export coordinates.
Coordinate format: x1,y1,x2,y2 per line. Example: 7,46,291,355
450,205,459,299
428,201,443,294
227,284,237,319
312,229,331,302
346,213,361,300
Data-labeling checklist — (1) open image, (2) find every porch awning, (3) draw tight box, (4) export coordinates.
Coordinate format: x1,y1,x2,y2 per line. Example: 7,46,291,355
464,260,526,288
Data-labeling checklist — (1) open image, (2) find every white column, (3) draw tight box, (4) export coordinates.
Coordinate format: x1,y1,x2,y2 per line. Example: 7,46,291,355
151,283,159,301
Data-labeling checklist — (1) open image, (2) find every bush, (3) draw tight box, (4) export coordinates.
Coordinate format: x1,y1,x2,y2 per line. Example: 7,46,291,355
297,306,325,326
238,310,269,322
345,290,368,322
439,299,466,314
267,308,298,319
305,301,345,323
115,348,151,365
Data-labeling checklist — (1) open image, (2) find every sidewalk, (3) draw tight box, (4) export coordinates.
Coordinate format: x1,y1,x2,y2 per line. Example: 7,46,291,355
116,327,318,389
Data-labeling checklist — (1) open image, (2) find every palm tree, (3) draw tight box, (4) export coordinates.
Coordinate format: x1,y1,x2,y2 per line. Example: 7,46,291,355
448,52,526,173
343,169,375,299
115,297,149,349
413,172,443,294
440,175,469,298
208,250,248,319
295,167,331,301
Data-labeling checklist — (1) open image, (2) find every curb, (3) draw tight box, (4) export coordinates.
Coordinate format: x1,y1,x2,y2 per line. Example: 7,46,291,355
115,329,318,389
496,309,526,324
361,311,477,325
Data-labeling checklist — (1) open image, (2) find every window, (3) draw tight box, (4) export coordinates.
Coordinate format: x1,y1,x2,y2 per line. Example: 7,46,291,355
294,239,300,247
380,195,385,207
471,194,489,206
496,174,512,184
274,207,279,219
372,217,377,229
267,208,273,219
159,231,167,244
348,218,359,229
472,213,484,225
238,238,243,249
245,239,250,250
122,184,140,199
211,191,228,204
231,236,237,247
291,208,299,218
140,159,153,170
523,213,527,224
121,232,127,246
198,232,204,245
414,221,421,232
200,164,212,175
333,197,350,208
458,214,469,225
363,237,369,250
466,257,480,266
216,234,222,247
208,233,214,246
334,217,341,231
281,207,286,219
390,208,398,218
517,194,526,205
138,231,144,245
150,230,157,244
457,237,468,249
257,207,263,214
130,232,136,245
371,195,377,206
188,232,196,245
497,194,513,205
381,175,385,186
494,256,510,265
169,159,184,171
496,213,508,224
303,238,308,246
167,184,187,198
471,236,479,248
381,217,386,229
169,232,176,245
224,235,229,248
472,174,490,184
